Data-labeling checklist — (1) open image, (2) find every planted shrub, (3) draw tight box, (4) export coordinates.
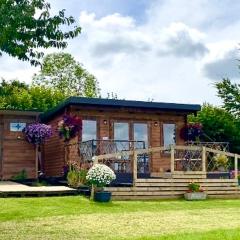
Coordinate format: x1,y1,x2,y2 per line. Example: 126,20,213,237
67,169,87,188
12,169,28,181
213,154,229,169
187,182,204,192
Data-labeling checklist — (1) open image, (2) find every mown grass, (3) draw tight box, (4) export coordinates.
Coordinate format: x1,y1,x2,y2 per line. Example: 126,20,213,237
0,197,240,239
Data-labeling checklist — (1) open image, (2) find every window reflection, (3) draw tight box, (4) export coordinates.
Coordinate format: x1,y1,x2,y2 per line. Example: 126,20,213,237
114,122,129,141
113,122,130,171
133,123,148,148
82,120,97,142
163,123,176,147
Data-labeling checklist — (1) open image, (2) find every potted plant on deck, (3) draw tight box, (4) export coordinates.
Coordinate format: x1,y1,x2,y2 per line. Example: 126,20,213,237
184,182,207,200
86,164,116,202
213,154,229,172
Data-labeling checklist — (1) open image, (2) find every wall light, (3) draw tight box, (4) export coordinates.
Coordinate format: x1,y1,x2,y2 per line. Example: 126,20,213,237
103,119,108,125
154,121,158,127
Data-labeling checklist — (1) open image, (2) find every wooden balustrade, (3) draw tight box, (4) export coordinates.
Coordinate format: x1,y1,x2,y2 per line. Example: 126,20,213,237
93,145,240,186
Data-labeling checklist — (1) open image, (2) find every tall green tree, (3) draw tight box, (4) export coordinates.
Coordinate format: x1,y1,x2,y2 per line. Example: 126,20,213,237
33,52,100,97
188,103,240,153
0,0,81,65
215,78,240,117
0,79,67,111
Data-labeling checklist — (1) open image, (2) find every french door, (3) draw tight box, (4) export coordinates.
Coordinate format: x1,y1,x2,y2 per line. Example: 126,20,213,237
112,121,149,173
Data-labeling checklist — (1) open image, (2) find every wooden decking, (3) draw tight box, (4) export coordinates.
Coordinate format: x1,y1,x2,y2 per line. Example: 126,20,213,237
0,181,78,197
107,178,240,200
95,144,240,200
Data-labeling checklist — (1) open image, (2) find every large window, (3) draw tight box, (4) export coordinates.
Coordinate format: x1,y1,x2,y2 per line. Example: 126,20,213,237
82,120,97,142
163,123,176,147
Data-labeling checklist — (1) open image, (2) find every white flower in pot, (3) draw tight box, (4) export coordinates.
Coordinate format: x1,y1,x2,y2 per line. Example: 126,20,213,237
86,164,116,202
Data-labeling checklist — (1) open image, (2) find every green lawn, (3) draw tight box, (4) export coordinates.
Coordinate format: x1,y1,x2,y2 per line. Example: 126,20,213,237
1,197,240,240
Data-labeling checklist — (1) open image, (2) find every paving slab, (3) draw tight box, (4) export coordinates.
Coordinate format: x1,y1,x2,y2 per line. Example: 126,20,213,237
0,181,77,193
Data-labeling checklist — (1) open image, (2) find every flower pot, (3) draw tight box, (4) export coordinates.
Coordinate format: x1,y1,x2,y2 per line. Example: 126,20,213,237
94,191,112,202
217,166,226,172
184,192,207,201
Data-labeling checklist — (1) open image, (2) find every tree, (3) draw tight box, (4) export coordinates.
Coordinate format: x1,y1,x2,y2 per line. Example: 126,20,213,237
188,103,240,153
215,78,240,117
33,52,100,97
0,79,67,111
0,0,81,65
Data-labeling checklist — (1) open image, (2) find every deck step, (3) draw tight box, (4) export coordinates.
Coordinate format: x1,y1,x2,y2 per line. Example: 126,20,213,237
136,178,238,183
108,186,238,192
136,182,236,188
107,178,240,200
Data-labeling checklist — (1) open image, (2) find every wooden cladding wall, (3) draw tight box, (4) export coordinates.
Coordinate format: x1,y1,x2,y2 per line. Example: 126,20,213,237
43,105,187,177
0,114,37,180
43,114,66,177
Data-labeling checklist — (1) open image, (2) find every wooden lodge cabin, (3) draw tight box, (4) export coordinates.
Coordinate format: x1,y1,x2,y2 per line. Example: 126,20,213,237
2,98,240,199
41,97,201,179
0,110,40,180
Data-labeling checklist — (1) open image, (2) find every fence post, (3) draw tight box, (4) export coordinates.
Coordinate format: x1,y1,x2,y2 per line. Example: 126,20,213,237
170,145,175,173
234,154,238,180
133,151,138,187
202,146,206,173
90,156,98,201
93,156,98,164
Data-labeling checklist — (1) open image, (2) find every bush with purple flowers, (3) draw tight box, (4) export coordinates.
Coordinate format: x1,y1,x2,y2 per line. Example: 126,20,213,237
57,115,82,141
23,123,53,145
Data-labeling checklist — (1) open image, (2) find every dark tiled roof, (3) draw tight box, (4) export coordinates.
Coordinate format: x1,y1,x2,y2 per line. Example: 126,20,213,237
40,97,201,121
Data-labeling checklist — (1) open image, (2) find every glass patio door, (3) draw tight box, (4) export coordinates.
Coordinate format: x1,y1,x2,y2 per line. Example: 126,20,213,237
113,122,130,151
133,123,148,148
133,123,149,174
113,122,130,172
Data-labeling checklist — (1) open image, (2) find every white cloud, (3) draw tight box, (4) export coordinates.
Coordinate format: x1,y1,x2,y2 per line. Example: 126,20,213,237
79,12,208,60
2,0,240,106
157,22,208,58
80,11,135,30
202,42,239,80
79,11,152,58
0,53,37,83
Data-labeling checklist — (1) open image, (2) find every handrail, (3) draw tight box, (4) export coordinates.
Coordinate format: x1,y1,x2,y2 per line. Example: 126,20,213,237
205,147,240,158
92,145,240,185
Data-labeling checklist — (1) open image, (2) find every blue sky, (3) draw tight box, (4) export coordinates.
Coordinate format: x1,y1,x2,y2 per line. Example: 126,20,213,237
1,0,240,105
50,0,151,23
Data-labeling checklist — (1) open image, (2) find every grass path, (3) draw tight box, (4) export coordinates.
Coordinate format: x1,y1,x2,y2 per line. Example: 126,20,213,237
1,197,240,239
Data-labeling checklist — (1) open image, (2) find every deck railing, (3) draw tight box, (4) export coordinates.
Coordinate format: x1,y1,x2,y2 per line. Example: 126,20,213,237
79,139,146,162
64,139,147,172
64,140,238,185
94,145,240,186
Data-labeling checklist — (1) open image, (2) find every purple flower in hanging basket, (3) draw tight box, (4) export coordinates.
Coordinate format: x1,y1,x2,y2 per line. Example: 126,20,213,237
22,123,53,145
57,115,82,142
180,123,203,141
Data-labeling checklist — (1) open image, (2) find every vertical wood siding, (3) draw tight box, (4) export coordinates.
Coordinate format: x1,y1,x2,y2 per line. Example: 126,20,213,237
1,114,37,180
43,106,188,176
43,115,65,177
